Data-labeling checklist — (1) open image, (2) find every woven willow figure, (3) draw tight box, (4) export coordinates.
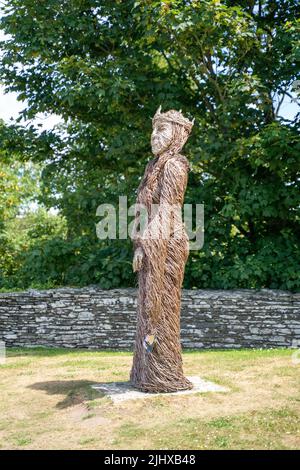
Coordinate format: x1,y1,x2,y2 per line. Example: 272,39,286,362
130,106,194,393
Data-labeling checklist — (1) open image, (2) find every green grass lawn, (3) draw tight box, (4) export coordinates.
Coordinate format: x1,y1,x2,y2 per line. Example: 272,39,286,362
0,348,299,450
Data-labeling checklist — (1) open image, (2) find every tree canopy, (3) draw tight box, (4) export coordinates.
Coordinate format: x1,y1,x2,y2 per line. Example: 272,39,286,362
0,0,299,291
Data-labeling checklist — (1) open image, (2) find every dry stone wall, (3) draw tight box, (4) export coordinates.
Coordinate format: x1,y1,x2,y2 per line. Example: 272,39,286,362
0,287,299,349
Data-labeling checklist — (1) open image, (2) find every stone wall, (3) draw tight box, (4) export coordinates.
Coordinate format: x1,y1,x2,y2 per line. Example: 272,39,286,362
0,287,299,349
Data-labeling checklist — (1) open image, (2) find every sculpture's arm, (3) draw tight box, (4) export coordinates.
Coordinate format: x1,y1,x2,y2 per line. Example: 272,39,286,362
161,157,188,204
132,161,151,272
139,157,189,332
141,157,188,247
132,157,188,272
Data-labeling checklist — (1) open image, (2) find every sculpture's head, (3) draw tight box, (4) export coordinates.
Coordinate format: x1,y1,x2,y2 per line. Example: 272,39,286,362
151,105,194,156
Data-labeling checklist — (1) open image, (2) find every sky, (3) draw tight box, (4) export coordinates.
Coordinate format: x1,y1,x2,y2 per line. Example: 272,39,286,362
0,86,63,130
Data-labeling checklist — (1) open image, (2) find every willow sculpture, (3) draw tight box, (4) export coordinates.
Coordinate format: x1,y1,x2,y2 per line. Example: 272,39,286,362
130,106,194,393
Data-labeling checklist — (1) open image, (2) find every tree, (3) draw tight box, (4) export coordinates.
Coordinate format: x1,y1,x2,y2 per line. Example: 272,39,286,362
0,0,299,290
0,120,43,283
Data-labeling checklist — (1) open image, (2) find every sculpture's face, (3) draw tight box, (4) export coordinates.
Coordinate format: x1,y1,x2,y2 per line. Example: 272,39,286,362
151,119,173,156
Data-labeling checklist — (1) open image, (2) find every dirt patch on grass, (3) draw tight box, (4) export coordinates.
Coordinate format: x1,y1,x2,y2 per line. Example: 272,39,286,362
68,404,111,428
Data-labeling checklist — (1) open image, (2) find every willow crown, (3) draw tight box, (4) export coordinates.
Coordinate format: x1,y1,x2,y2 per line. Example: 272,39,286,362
152,105,195,133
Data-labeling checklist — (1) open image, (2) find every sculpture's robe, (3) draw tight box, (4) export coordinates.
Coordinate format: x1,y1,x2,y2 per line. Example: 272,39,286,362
130,152,193,393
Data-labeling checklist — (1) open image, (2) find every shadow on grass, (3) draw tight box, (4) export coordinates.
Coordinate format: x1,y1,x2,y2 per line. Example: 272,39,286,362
28,380,105,409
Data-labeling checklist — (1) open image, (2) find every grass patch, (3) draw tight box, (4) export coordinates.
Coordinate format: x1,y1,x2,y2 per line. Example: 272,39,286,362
145,407,300,450
0,347,299,449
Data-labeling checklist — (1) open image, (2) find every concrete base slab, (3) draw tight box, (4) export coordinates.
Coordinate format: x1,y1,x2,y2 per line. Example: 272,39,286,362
91,376,228,403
